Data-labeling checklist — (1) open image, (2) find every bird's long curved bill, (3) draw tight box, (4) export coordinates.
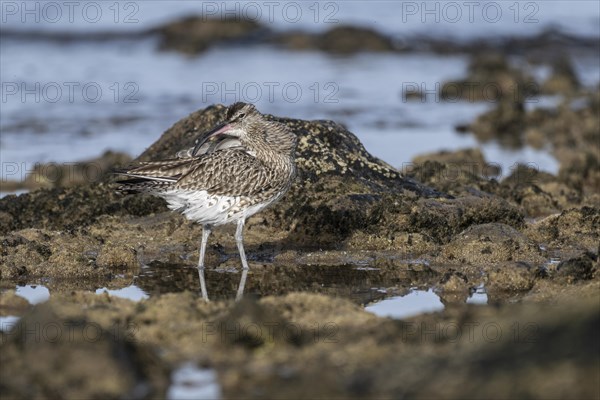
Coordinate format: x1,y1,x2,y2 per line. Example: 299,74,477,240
192,123,231,156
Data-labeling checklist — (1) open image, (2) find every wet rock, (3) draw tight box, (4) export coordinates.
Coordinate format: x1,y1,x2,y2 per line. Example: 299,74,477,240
448,53,539,147
1,151,131,192
469,87,599,198
0,184,167,234
406,159,493,196
412,148,489,173
0,228,145,282
440,223,545,265
440,53,537,102
96,242,140,271
344,231,437,253
556,253,597,283
524,93,600,196
526,207,599,253
509,184,560,217
154,16,266,55
0,302,168,399
406,148,503,197
437,270,470,304
277,26,397,54
1,284,598,399
377,153,579,219
486,261,540,294
0,229,101,280
496,164,579,217
315,25,397,53
555,146,600,197
260,292,385,342
407,197,523,244
541,57,580,95
469,98,526,147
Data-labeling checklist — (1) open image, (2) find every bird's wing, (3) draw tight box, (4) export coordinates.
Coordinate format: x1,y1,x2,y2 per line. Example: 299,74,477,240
177,136,244,158
175,149,278,197
116,158,197,181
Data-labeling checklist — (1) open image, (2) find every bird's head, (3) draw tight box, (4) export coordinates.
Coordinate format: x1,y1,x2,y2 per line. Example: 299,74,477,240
192,102,259,155
193,102,296,157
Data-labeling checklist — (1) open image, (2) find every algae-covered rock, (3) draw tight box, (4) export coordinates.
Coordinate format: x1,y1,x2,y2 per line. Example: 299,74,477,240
154,16,266,55
408,148,590,219
436,269,470,304
440,53,537,102
96,242,139,271
440,223,545,265
525,207,599,252
541,57,580,95
486,261,541,293
556,253,597,283
1,151,131,192
277,25,397,54
0,184,166,234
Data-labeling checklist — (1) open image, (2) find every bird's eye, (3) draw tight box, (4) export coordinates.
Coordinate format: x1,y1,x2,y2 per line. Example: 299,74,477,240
237,113,246,119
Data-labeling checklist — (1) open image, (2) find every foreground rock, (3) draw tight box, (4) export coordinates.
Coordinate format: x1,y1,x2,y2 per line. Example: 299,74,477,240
1,289,598,399
1,298,168,399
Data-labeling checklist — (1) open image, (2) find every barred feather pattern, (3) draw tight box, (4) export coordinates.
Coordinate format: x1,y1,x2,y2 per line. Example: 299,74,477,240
116,103,297,227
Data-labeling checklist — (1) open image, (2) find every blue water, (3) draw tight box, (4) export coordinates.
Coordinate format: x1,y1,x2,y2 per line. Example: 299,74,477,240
1,1,598,185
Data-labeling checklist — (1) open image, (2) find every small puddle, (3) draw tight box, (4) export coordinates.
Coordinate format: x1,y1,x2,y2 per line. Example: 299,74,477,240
133,262,417,305
15,284,50,304
95,284,149,302
366,289,445,319
0,262,495,325
166,363,221,400
366,284,489,319
0,284,50,331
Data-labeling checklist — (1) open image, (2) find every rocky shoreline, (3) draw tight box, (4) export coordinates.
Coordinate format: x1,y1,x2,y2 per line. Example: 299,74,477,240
1,97,599,397
1,16,599,399
3,16,599,59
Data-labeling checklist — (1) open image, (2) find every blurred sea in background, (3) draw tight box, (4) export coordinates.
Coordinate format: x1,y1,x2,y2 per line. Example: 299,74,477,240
1,0,599,186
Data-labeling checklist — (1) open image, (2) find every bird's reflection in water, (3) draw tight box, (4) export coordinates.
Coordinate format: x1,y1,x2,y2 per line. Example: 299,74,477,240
198,268,248,301
136,261,434,305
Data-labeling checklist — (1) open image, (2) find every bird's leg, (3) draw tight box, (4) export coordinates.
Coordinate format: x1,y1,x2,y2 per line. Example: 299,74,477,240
197,224,211,301
235,219,250,270
236,269,249,301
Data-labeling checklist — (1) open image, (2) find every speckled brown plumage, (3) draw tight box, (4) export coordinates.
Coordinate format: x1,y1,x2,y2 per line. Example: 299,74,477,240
116,103,297,300
118,103,296,199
